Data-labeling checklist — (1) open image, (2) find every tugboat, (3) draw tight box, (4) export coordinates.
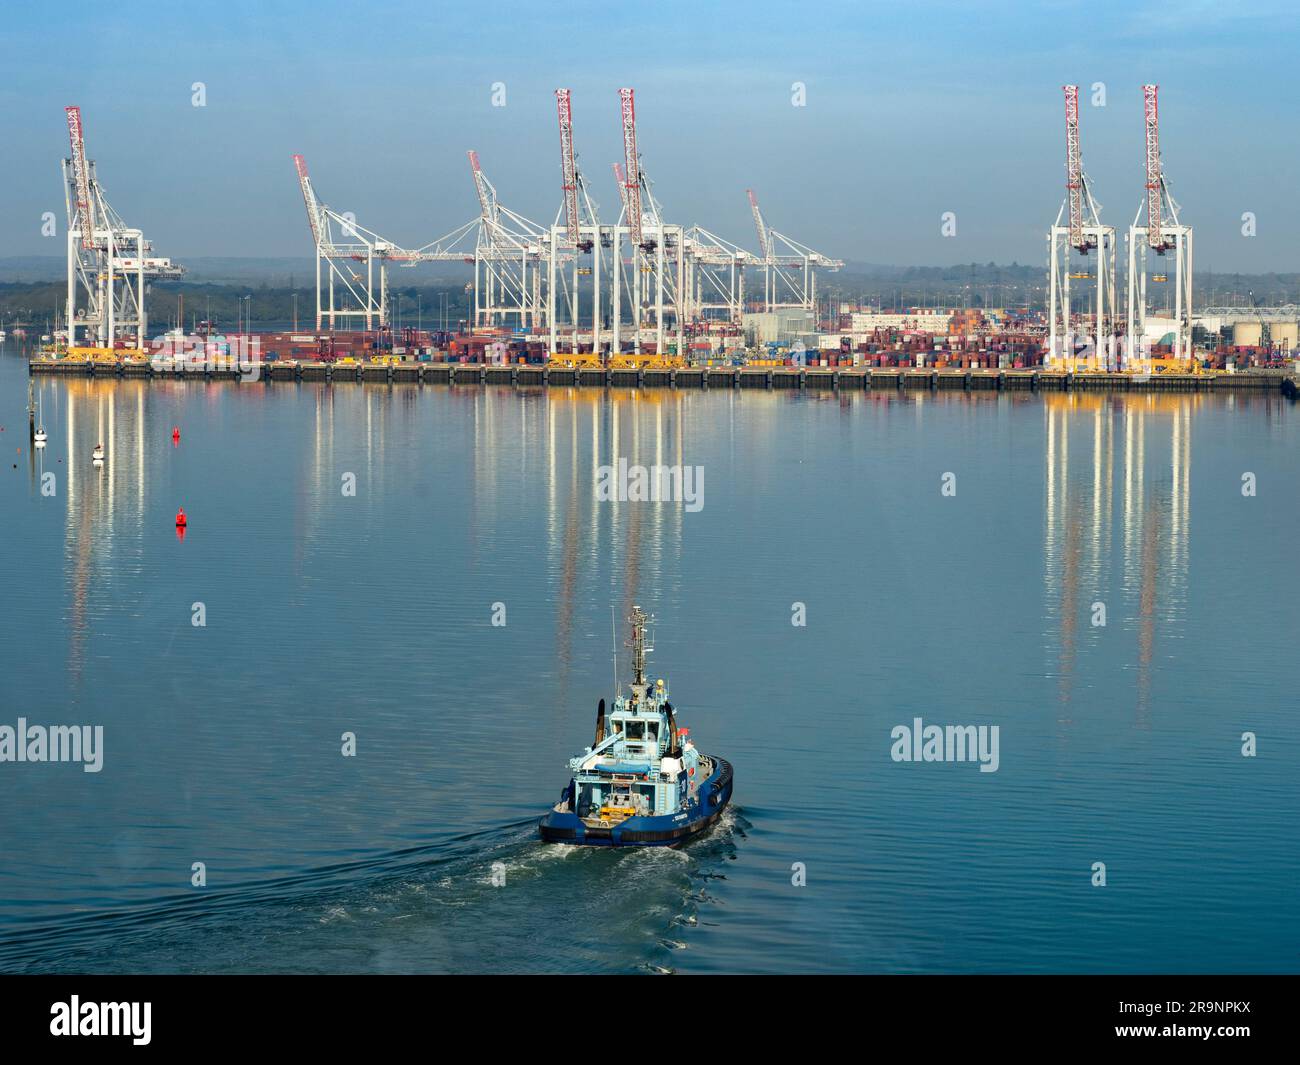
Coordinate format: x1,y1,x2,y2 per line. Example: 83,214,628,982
539,607,733,847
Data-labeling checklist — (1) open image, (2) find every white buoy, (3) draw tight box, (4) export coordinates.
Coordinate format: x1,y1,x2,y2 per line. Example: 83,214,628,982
92,443,105,464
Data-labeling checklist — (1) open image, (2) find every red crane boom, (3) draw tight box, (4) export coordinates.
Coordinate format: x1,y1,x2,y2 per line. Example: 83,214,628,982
1143,84,1168,251
555,89,581,245
467,150,495,224
65,106,95,250
291,154,323,248
1062,85,1089,252
618,88,643,245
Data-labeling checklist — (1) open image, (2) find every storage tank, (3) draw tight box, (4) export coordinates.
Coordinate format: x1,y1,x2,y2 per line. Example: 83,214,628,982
1269,322,1298,351
1232,321,1263,347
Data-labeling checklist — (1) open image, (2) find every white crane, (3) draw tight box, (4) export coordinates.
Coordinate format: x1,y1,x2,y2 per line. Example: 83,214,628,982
547,89,605,353
744,188,842,313
466,150,548,331
1047,85,1117,369
1126,85,1193,366
607,87,684,359
293,154,475,331
63,106,184,352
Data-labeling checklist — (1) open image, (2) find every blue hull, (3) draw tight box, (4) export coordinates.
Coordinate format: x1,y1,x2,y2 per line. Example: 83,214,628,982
539,757,733,847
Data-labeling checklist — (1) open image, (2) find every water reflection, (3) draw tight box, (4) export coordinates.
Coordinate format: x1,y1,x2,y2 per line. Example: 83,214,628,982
43,381,133,691
42,379,1263,734
1044,393,1197,728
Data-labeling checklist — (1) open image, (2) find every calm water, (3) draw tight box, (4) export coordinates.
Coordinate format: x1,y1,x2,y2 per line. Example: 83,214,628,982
0,349,1296,974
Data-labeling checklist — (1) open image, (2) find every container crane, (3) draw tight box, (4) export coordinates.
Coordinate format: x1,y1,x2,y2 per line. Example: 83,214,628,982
547,89,605,356
63,105,184,353
744,188,842,313
605,87,684,362
292,154,473,331
465,150,547,330
1126,85,1193,365
1047,85,1117,369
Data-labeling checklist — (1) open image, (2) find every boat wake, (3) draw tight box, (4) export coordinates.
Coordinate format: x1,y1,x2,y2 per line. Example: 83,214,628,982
0,809,749,974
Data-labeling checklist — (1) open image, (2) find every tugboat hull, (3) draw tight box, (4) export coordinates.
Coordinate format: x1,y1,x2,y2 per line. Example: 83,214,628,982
539,757,733,848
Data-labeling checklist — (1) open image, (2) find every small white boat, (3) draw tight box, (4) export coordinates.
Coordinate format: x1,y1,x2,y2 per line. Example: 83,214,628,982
92,443,105,464
34,389,47,447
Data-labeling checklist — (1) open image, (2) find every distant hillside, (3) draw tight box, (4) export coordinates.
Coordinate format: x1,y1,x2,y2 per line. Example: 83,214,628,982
827,263,1300,310
0,279,475,327
0,256,474,285
4,257,1298,315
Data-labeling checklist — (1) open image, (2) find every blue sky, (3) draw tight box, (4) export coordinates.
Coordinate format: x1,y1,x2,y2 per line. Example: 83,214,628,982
1,0,1295,271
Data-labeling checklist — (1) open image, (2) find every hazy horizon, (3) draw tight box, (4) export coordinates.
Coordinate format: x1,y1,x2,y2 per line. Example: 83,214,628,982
2,0,1295,272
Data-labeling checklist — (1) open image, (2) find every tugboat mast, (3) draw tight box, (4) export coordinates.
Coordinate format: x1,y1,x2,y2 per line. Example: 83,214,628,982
629,605,653,694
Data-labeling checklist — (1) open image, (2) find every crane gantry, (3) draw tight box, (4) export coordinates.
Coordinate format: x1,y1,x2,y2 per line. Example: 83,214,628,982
63,105,184,352
466,150,547,331
609,87,686,360
545,87,687,363
1047,85,1117,369
547,89,604,356
292,154,480,331
1126,85,1193,365
297,155,426,331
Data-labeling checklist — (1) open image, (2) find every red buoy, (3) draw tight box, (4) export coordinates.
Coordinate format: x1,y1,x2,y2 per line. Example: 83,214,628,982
175,508,187,528
172,426,181,444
